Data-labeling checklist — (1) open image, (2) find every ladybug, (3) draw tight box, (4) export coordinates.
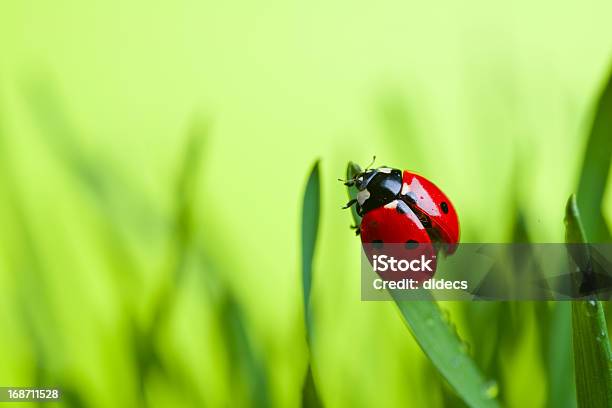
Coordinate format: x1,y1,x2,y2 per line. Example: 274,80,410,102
342,158,460,279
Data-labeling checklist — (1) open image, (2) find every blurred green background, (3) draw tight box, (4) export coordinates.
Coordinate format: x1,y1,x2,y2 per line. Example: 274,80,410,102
1,0,612,407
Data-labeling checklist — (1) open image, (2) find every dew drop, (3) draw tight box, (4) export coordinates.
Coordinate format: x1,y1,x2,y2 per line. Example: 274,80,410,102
459,340,472,355
442,308,451,323
586,300,599,316
482,380,499,399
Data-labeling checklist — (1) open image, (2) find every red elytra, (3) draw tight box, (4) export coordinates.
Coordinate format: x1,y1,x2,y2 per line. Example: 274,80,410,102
359,199,437,282
401,170,460,254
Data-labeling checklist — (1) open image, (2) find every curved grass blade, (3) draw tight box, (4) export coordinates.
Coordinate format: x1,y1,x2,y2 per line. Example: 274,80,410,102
302,160,321,339
345,162,499,408
565,195,612,408
394,302,500,407
301,160,323,407
576,66,612,242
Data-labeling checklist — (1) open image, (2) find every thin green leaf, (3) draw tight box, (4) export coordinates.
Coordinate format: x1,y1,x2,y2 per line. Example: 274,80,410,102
345,162,499,408
302,160,321,339
300,160,323,408
576,66,612,242
565,194,612,408
395,302,499,408
566,195,590,245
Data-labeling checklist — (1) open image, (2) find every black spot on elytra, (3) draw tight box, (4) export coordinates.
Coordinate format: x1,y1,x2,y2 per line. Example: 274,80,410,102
372,240,384,249
405,240,418,249
440,201,449,214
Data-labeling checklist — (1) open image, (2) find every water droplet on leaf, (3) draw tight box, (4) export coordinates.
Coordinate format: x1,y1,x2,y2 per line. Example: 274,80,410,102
482,380,499,399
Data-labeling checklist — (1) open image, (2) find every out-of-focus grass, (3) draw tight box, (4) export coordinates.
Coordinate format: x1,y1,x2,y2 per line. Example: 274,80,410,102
0,83,274,406
0,1,611,406
0,98,87,407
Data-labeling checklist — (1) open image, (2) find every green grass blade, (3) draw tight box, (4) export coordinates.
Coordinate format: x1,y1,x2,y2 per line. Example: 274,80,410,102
576,67,612,242
572,302,612,408
565,196,590,265
301,160,323,408
565,194,612,408
345,162,499,408
302,160,321,338
394,301,499,408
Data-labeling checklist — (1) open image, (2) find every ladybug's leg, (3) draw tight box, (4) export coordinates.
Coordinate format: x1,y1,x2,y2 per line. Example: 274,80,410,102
342,199,357,209
350,224,361,235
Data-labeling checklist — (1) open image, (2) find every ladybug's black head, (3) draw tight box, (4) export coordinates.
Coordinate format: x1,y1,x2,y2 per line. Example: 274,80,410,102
352,166,402,215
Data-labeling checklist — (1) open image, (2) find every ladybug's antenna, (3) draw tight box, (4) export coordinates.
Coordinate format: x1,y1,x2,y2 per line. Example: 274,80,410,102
337,177,355,186
364,155,376,171
339,156,375,185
